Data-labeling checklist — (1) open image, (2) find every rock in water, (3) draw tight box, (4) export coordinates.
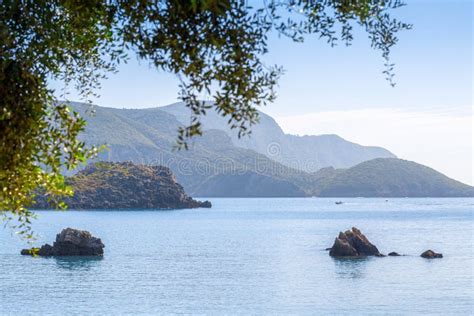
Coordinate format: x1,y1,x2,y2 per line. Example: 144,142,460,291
329,227,381,257
21,228,104,257
420,250,443,259
200,201,212,208
388,251,402,256
330,237,358,256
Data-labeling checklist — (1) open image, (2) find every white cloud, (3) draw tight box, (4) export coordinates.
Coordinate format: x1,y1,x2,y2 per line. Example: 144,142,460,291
275,107,473,185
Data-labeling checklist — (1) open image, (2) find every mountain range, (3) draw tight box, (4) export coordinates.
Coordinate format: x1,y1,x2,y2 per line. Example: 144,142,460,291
69,101,474,197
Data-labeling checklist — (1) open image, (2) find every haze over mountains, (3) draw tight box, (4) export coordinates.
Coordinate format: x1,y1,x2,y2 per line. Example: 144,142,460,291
70,102,474,197
160,102,396,171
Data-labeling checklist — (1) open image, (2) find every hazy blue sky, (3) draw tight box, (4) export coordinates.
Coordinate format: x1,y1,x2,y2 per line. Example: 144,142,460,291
52,0,473,184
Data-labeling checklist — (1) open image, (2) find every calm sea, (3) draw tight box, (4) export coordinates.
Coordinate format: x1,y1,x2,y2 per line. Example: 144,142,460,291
1,198,473,315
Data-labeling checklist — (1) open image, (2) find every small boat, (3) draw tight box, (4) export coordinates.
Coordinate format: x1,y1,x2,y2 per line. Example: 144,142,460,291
335,201,343,205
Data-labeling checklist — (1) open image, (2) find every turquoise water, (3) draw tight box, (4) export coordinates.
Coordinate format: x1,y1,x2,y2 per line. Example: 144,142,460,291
1,198,473,315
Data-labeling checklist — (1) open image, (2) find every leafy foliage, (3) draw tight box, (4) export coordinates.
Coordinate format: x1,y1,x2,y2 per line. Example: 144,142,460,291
0,0,410,237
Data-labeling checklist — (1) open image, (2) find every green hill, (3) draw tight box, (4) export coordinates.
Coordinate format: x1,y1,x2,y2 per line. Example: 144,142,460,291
314,158,474,197
70,102,313,196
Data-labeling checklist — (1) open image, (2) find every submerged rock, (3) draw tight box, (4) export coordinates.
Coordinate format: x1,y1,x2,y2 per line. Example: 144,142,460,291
388,251,402,256
420,249,443,259
200,201,212,208
329,227,381,257
21,228,104,257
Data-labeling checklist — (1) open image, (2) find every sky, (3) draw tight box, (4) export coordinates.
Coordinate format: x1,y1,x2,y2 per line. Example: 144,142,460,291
52,0,473,185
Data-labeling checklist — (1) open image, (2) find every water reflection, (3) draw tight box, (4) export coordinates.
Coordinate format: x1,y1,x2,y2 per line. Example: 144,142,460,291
54,256,103,271
332,257,370,279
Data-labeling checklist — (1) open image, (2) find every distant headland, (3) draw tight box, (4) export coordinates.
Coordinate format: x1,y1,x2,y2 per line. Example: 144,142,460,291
34,162,211,210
